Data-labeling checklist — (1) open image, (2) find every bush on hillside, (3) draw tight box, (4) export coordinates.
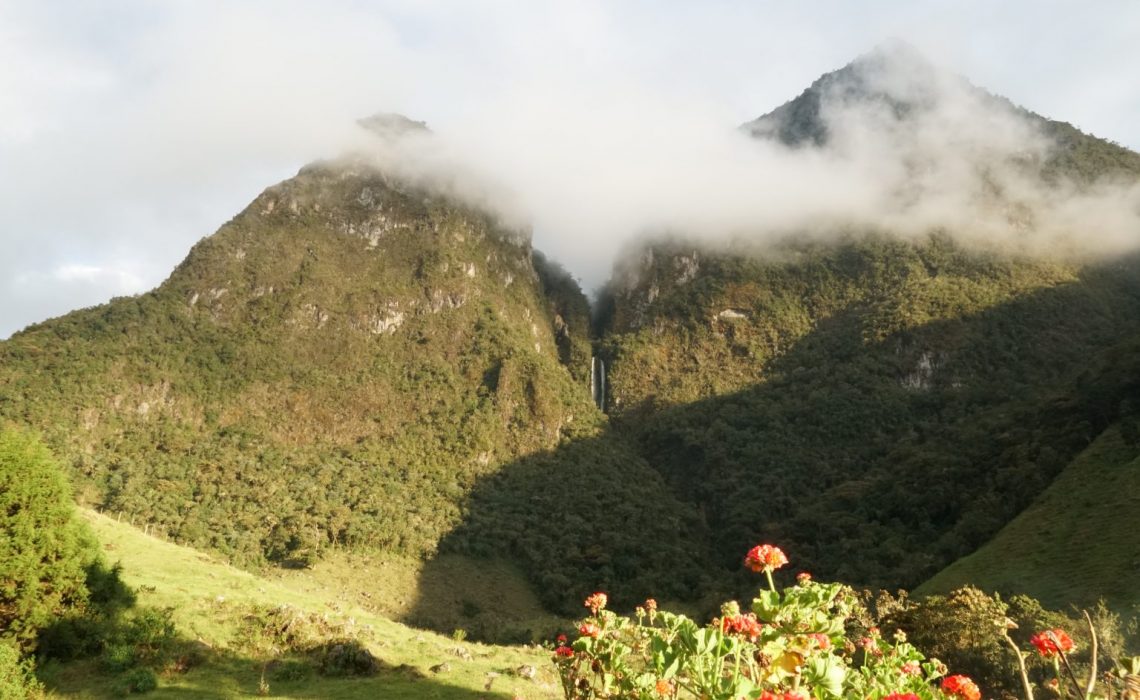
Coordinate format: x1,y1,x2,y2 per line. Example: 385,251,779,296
871,588,1051,698
0,429,98,650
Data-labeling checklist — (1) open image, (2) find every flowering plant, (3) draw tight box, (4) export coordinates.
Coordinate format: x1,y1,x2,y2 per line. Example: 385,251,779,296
1028,629,1074,658
553,544,969,700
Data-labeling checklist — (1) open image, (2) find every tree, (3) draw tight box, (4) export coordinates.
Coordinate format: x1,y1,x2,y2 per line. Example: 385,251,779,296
0,429,96,650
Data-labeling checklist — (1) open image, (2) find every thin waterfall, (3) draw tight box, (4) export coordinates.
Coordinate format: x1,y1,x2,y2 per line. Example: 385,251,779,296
590,356,606,410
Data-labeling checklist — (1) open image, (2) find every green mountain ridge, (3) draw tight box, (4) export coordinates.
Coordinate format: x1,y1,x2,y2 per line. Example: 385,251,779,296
0,149,716,635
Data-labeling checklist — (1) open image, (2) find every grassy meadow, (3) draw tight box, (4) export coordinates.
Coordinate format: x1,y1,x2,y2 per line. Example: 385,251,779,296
38,510,565,699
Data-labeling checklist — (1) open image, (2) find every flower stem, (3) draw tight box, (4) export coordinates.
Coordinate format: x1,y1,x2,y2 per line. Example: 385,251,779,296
1000,629,1034,700
1057,648,1087,700
764,569,776,593
1082,610,1098,698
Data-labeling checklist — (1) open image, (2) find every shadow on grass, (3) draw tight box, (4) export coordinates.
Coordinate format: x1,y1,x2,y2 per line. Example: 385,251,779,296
40,646,527,700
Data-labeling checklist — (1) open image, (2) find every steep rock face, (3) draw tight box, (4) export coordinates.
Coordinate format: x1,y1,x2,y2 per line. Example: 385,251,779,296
0,157,600,566
599,233,1140,590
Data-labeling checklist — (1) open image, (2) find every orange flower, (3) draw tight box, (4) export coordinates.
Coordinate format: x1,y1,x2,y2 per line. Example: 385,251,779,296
578,622,601,638
941,674,981,700
1030,629,1074,657
584,592,608,614
655,678,674,696
808,633,830,650
718,612,764,641
744,544,789,572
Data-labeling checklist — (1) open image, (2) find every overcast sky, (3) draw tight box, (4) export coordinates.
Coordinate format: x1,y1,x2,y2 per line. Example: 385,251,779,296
2,0,1138,338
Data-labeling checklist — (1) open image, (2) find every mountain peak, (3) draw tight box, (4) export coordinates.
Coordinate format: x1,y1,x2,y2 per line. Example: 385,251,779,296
356,112,431,140
744,41,959,146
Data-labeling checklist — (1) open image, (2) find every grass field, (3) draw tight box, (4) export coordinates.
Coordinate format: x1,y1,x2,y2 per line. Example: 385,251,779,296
39,510,565,699
919,426,1140,614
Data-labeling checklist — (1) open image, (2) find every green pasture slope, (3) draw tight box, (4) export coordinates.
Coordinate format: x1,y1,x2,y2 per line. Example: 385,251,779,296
40,510,563,700
920,426,1140,613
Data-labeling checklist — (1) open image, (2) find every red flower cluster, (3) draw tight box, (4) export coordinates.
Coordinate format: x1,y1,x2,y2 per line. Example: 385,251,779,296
883,694,920,700
807,633,830,650
757,692,808,700
584,592,608,614
554,645,574,658
941,674,981,700
900,660,921,676
718,612,763,641
1030,629,1074,657
744,544,789,572
579,622,601,639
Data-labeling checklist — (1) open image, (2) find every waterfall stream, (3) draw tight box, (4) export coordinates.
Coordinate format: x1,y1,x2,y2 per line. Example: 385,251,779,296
590,356,605,410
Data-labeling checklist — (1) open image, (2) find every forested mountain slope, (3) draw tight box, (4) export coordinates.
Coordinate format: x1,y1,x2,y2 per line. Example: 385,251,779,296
598,234,1140,593
0,154,706,609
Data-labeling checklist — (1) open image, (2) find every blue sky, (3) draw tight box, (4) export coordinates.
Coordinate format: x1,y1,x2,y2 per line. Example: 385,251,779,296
1,0,1138,337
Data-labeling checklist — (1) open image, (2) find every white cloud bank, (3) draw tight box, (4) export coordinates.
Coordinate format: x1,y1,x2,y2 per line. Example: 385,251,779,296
368,40,1140,281
1,0,1139,337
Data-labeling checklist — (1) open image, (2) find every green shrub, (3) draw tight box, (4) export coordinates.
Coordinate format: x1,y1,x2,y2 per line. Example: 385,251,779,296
102,644,138,673
0,642,43,700
36,615,108,661
118,608,177,667
36,561,137,662
111,666,157,695
310,639,379,677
